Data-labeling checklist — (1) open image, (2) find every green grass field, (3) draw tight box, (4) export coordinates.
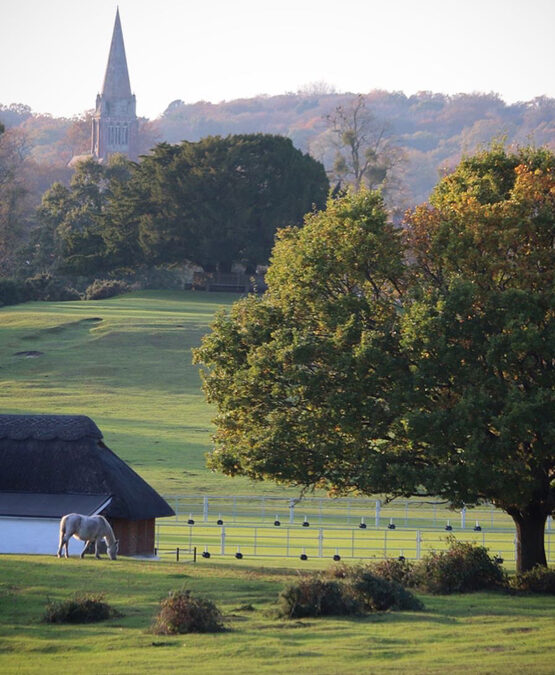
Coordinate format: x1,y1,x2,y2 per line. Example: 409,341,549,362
0,290,282,495
1,291,554,673
1,555,554,675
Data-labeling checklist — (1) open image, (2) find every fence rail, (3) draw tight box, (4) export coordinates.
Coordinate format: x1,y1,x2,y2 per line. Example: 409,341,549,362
154,520,554,565
162,494,553,533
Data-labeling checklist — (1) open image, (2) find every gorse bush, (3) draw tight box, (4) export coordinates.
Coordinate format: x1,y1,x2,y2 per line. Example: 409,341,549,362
0,278,27,306
277,567,423,618
85,279,130,300
277,576,361,618
347,568,424,611
151,590,225,635
366,557,418,588
413,538,506,594
43,592,121,623
509,566,555,594
25,273,81,301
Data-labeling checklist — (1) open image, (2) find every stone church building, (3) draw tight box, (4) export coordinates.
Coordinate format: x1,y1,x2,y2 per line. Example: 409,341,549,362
70,9,138,165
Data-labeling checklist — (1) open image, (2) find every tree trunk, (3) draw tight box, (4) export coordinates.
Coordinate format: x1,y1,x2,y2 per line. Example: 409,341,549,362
510,510,548,573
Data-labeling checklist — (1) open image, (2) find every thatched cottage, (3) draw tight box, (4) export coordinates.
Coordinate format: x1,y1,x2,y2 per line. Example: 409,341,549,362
0,414,174,556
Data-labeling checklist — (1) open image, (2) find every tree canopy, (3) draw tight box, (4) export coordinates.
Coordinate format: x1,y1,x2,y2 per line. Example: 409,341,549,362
33,134,328,276
194,146,555,572
129,134,328,272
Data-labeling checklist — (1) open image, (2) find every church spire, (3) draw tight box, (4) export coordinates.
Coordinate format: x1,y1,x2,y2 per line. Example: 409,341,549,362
101,8,132,100
91,8,138,162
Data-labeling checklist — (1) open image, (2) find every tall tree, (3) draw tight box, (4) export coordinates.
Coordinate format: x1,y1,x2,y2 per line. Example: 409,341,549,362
326,95,404,194
0,127,32,275
34,155,133,275
131,134,329,272
194,147,555,573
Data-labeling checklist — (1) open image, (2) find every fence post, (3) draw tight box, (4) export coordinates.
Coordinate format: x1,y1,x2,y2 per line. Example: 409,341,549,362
289,501,295,524
221,525,226,555
203,496,209,523
318,529,324,558
176,547,179,562
375,500,381,527
461,506,466,529
416,531,422,559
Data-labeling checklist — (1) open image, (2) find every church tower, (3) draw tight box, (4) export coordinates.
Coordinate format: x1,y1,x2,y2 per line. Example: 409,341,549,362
92,9,138,162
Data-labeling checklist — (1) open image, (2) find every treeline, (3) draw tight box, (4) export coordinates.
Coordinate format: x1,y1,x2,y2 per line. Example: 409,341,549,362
3,90,553,204
10,135,327,287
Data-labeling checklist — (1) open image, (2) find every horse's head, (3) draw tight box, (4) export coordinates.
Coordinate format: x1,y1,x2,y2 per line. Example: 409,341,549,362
107,539,119,560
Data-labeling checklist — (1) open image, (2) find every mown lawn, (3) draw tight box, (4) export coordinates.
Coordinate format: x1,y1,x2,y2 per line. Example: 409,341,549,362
0,555,554,674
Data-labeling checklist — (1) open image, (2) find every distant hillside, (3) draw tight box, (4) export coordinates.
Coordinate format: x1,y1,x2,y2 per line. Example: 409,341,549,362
2,91,554,205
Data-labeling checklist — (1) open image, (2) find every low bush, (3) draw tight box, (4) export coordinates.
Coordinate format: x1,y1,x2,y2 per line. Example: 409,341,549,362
413,538,506,594
0,278,28,306
24,273,82,301
151,590,225,635
509,566,555,594
43,592,121,623
348,569,424,611
277,566,423,619
367,557,418,588
85,279,130,300
277,576,361,618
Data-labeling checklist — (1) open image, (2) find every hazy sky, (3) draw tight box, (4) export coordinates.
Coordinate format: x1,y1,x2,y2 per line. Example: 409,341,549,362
2,0,554,120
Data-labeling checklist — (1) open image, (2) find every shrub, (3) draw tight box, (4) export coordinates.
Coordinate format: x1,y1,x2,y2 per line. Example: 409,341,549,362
43,592,121,624
509,566,555,594
367,557,418,588
0,278,28,306
24,274,81,301
85,279,130,300
151,590,225,635
347,569,424,611
277,576,361,618
413,538,506,594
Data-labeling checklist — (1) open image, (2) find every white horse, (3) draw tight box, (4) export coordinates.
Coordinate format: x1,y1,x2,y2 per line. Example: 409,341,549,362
57,514,119,560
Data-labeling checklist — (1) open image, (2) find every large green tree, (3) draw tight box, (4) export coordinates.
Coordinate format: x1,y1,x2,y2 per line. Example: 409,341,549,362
131,134,329,272
194,147,555,572
34,155,132,275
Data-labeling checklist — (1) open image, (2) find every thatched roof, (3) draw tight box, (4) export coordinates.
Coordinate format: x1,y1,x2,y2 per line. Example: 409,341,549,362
0,415,174,520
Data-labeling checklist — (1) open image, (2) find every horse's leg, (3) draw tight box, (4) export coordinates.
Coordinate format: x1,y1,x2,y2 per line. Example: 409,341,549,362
94,539,101,559
57,521,67,558
80,540,90,559
57,534,64,558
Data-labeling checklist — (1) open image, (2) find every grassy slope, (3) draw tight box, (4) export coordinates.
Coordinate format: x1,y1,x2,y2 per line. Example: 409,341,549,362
2,291,554,673
0,290,288,496
0,556,554,675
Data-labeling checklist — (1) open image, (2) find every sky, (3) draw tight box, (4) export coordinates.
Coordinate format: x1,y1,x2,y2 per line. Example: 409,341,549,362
1,0,554,120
